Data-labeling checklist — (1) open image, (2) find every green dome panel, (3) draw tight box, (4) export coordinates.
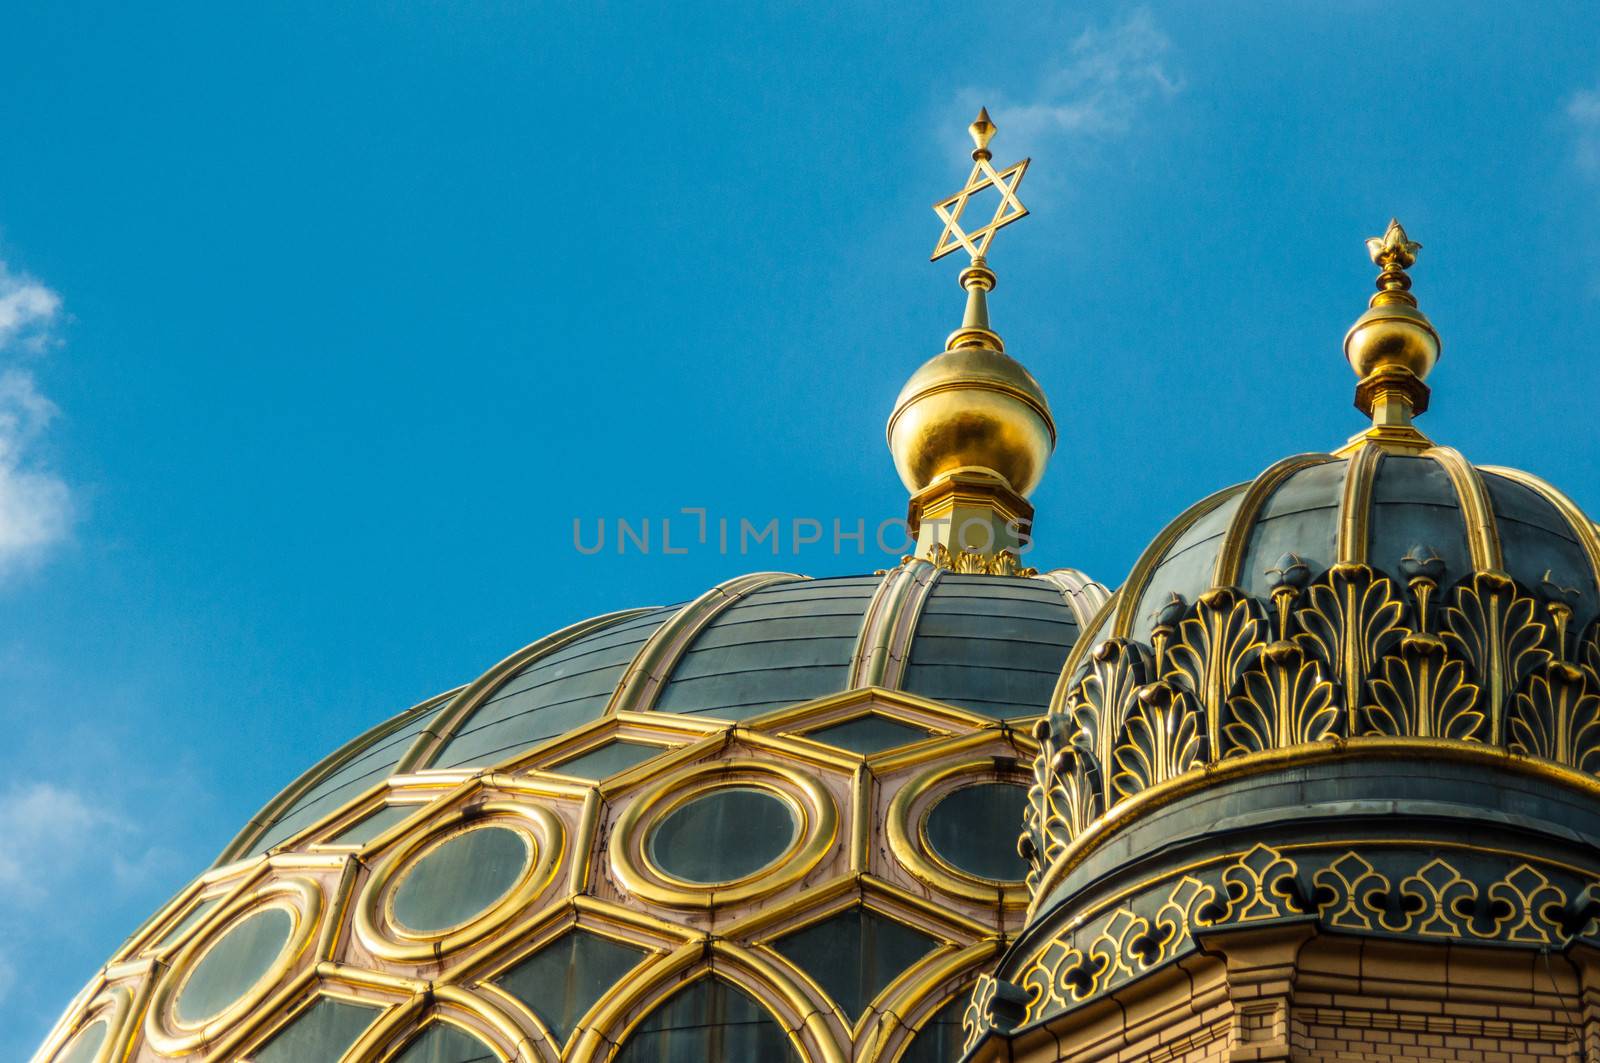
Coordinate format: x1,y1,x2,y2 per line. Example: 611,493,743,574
495,930,647,1045
390,825,530,934
327,802,418,846
900,995,967,1063
253,998,381,1062
550,739,665,780
653,577,879,720
925,783,1031,882
902,576,1082,718
613,977,797,1063
771,907,939,1021
800,714,933,755
392,1023,498,1063
648,787,797,884
51,1020,106,1063
174,907,294,1025
435,607,677,769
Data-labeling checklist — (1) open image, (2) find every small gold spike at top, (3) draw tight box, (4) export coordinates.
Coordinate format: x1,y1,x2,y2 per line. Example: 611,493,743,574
969,107,997,158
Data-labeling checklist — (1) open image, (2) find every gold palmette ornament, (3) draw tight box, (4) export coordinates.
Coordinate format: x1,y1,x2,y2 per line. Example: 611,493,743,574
1340,218,1441,454
887,109,1057,565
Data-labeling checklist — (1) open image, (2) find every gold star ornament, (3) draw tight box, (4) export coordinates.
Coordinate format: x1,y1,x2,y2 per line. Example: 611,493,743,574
931,107,1031,262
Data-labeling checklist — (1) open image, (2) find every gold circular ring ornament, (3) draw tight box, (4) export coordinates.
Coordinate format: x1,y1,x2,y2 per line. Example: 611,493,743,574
40,983,133,1063
887,758,1030,906
144,877,322,1056
354,802,563,962
50,1018,109,1063
609,759,837,909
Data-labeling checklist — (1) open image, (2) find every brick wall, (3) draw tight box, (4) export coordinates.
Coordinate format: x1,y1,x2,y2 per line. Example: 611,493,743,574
991,928,1600,1063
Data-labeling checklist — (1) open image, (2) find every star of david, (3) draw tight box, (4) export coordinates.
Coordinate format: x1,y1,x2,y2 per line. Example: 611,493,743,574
931,154,1030,262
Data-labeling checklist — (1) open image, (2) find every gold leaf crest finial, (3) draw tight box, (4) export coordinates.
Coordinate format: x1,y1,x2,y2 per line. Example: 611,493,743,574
1365,218,1421,274
1339,217,1442,454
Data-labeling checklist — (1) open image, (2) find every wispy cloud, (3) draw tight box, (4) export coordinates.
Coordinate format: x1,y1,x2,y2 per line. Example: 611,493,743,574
1570,82,1600,177
955,8,1180,154
0,779,180,1020
0,259,72,577
0,782,127,905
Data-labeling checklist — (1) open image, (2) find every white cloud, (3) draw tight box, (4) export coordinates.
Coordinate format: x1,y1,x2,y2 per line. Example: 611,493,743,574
0,260,71,576
0,273,60,353
0,781,121,906
957,8,1180,153
1570,84,1600,177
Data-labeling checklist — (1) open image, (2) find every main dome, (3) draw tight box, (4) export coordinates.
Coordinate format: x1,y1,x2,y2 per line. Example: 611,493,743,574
34,564,1109,1063
35,107,1134,1063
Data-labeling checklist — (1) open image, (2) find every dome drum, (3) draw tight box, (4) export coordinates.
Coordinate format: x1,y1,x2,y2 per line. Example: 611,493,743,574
1019,447,1600,901
969,745,1600,1051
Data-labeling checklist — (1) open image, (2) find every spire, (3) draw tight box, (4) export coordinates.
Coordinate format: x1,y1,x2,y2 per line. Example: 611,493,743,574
1339,218,1441,455
887,110,1056,570
930,108,1032,351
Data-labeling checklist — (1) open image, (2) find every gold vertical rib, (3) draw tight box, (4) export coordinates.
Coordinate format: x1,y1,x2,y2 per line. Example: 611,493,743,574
568,787,601,896
605,571,805,715
1111,483,1247,637
395,609,655,773
218,687,460,863
1480,465,1600,591
1337,444,1385,564
1034,567,1112,631
1425,447,1504,572
1212,454,1335,588
849,559,938,690
849,764,872,873
879,565,943,691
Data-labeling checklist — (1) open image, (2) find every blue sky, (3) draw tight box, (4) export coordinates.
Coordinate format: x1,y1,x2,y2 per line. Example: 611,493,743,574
3,1,1600,1053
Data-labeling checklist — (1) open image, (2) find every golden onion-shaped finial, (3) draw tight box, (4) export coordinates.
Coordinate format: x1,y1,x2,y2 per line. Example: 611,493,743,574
1342,218,1440,443
889,110,1056,559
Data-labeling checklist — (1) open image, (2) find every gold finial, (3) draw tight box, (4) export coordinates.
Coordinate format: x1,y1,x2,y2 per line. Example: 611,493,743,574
1339,217,1441,455
969,107,997,158
887,110,1056,564
931,108,1031,351
1366,218,1420,277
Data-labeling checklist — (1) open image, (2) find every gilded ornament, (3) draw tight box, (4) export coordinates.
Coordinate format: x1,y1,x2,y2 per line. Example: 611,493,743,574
1222,639,1338,756
1162,586,1262,755
1218,844,1302,923
1343,218,1440,445
1441,571,1551,742
890,108,1056,561
1294,563,1404,722
1396,859,1476,936
930,107,1030,265
1488,864,1565,944
1507,663,1600,774
922,543,1038,578
1313,853,1390,932
1109,681,1205,801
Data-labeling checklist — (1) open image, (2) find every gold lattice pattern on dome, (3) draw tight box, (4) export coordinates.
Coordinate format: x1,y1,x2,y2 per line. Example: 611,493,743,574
931,108,1030,262
26,558,1115,1063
